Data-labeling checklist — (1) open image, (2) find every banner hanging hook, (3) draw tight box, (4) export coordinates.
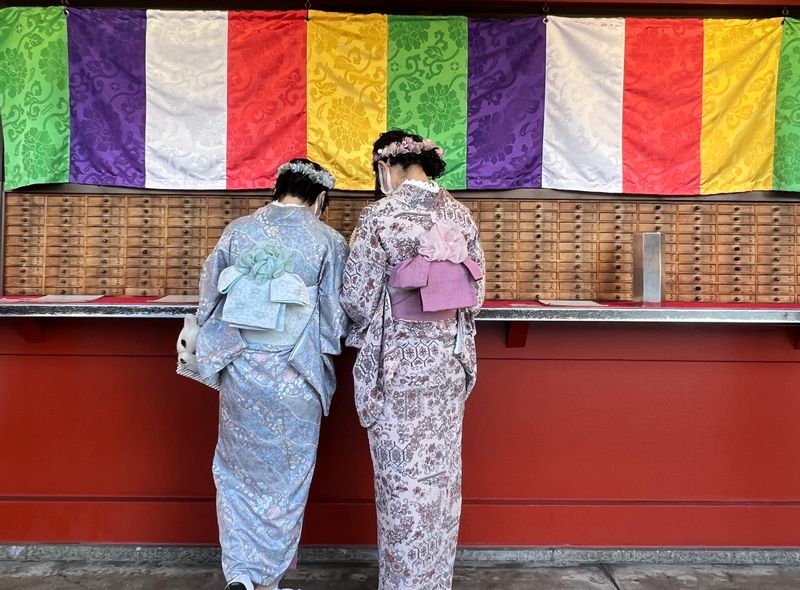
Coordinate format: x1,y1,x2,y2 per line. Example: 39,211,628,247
62,0,69,16
305,0,311,22
543,3,549,23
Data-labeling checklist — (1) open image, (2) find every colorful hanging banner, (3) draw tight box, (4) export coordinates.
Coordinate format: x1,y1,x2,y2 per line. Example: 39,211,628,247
774,18,800,191
388,15,468,189
145,10,228,189
467,17,546,190
542,17,625,193
622,19,704,195
0,7,70,190
227,11,307,189
68,8,146,187
701,18,782,195
307,11,387,191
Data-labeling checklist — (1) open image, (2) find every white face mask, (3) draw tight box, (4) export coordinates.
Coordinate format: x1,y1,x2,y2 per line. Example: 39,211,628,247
377,162,395,196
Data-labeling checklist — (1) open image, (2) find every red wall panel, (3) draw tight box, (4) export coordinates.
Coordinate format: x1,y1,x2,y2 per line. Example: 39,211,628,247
1,318,799,546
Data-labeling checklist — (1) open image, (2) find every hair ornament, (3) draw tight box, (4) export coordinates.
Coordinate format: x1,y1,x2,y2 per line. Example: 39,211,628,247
277,161,335,190
373,136,445,163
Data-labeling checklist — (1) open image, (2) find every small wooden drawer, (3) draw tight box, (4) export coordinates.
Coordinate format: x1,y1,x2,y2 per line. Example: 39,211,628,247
480,201,520,212
85,266,123,280
717,204,755,214
46,235,84,248
756,294,797,303
678,283,717,294
716,264,753,274
85,245,124,257
126,258,163,269
678,273,718,284
128,197,165,208
167,226,203,239
718,284,757,295
483,241,521,254
518,281,559,291
517,260,558,272
757,284,796,295
166,247,204,259
87,205,126,217
128,217,165,228
167,197,203,208
485,291,517,301
756,264,796,274
166,258,204,270
561,272,598,281
718,294,756,303
716,243,756,255
519,230,559,241
169,267,203,279
127,205,166,217
485,280,517,292
597,222,635,233
757,244,796,255
44,277,84,288
4,256,44,268
167,278,200,290
597,272,633,282
717,214,755,224
757,254,795,265
3,276,44,288
557,231,601,242
480,220,519,232
718,274,756,284
479,210,520,221
45,267,84,278
756,225,797,237
519,221,559,232
87,226,126,238
124,287,166,297
519,201,559,211
559,202,598,212
2,286,44,295
6,225,45,236
45,245,83,257
86,217,125,230
87,196,122,207
598,252,634,263
5,214,45,226
167,217,205,230
84,277,126,289
481,230,518,242
4,266,43,278
519,211,559,223
84,256,126,267
519,241,561,253
7,195,45,206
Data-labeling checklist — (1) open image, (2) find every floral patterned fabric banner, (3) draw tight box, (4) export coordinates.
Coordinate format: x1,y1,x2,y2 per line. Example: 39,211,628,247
701,19,782,195
0,7,69,189
467,18,546,190
774,18,800,191
622,19,703,195
68,8,146,187
388,16,468,189
1,9,800,194
307,11,387,191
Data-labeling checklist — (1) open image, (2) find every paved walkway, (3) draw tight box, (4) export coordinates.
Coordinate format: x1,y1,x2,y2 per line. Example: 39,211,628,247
4,561,800,589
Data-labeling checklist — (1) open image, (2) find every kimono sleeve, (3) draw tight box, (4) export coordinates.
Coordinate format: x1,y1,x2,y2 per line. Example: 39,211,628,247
466,214,486,315
197,226,233,327
319,234,350,356
341,208,388,348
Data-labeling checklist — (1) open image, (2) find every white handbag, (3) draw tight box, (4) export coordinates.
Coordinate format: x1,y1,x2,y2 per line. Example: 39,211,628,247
175,314,220,391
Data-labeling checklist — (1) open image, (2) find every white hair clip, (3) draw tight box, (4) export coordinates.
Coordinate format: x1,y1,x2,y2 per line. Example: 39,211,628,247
277,161,336,190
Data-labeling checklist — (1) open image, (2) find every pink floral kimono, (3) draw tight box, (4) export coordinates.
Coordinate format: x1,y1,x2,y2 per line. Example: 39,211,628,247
341,179,485,590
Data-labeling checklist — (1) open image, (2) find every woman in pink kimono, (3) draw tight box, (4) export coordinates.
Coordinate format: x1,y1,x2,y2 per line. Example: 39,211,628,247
341,130,485,589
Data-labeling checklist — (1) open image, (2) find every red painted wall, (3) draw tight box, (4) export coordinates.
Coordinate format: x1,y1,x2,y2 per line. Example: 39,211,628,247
1,318,800,546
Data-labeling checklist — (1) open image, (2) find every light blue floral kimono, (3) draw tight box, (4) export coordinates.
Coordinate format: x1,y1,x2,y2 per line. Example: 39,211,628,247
196,202,349,590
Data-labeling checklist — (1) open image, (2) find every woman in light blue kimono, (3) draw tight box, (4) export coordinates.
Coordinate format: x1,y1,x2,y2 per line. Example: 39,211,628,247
196,159,349,590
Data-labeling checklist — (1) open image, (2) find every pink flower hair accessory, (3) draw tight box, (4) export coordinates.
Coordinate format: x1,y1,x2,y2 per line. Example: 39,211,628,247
373,136,445,163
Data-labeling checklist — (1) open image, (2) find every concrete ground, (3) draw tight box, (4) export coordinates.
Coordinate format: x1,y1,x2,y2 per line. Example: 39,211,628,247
3,561,800,589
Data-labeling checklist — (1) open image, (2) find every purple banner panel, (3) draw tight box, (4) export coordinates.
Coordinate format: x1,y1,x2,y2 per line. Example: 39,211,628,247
68,8,146,187
467,18,546,189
